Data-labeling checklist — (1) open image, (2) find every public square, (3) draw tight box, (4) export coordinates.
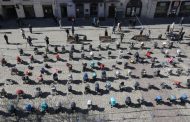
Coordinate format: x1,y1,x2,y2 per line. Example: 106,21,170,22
0,19,190,122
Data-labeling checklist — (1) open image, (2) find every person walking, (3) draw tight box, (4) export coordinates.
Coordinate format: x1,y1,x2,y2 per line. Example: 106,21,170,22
72,26,75,35
170,22,175,33
28,24,32,33
105,29,108,36
114,17,118,25
4,34,9,44
179,17,184,26
117,22,121,32
21,28,26,39
120,33,124,43
66,29,69,37
112,26,116,34
44,36,49,47
27,36,32,46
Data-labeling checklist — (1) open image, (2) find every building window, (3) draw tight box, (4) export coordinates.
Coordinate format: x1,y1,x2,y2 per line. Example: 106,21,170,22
90,3,98,17
179,1,190,17
154,2,170,17
125,0,142,17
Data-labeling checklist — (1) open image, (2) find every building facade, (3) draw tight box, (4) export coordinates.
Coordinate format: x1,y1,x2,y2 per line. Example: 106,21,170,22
0,0,190,19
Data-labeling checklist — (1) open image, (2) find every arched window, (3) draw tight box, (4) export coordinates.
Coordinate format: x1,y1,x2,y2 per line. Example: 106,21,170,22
125,0,142,17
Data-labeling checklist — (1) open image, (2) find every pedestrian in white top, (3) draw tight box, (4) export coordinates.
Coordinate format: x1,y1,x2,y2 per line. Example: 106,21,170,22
90,51,94,59
170,22,175,33
117,22,121,32
59,19,62,29
176,49,181,56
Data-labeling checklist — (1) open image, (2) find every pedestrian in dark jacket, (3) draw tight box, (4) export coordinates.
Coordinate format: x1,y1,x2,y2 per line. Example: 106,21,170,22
72,26,75,35
44,36,49,47
66,29,69,37
27,36,32,46
29,24,32,33
4,34,9,44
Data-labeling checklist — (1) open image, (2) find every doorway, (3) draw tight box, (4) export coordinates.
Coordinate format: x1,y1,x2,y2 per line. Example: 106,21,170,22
90,3,98,17
2,5,17,19
23,5,35,18
76,4,84,18
60,4,67,18
42,5,53,18
108,4,116,18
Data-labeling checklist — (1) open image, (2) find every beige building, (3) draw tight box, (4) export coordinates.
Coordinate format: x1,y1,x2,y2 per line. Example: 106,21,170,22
0,0,189,19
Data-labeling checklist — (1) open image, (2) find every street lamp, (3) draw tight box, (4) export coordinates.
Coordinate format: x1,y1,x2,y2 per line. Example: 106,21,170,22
131,9,143,29
115,8,117,18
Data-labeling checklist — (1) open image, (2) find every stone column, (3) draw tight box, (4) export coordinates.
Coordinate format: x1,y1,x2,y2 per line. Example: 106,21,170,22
98,2,104,17
146,0,157,18
0,5,3,17
15,5,25,18
167,1,172,16
33,0,44,18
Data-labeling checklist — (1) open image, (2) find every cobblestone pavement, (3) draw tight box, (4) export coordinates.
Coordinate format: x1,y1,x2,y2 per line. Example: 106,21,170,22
0,22,190,122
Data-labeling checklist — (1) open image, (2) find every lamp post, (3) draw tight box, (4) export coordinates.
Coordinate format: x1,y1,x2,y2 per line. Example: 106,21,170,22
53,0,59,18
104,0,106,19
132,9,143,29
115,7,117,18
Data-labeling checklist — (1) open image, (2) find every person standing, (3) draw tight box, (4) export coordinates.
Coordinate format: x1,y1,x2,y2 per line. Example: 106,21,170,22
72,18,75,26
44,36,49,47
72,26,75,35
29,24,32,33
117,22,120,32
105,29,108,36
118,22,121,32
112,25,116,34
114,17,118,25
166,25,170,33
4,34,9,44
59,19,62,29
170,22,175,33
66,29,69,37
120,33,124,43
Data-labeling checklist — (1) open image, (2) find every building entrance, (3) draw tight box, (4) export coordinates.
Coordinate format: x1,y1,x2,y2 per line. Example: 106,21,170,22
23,5,35,18
60,4,67,18
108,4,116,18
43,5,53,18
2,5,17,19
